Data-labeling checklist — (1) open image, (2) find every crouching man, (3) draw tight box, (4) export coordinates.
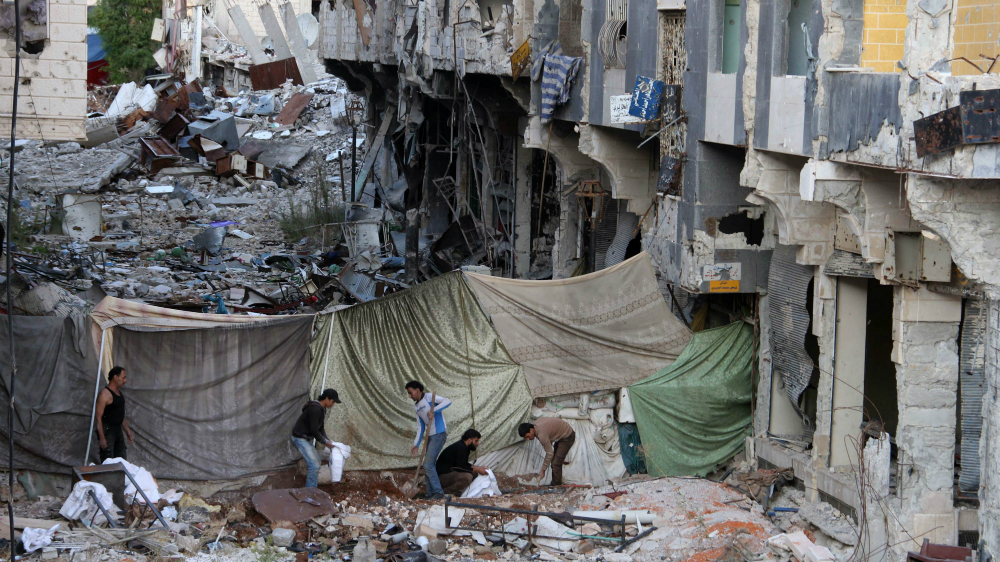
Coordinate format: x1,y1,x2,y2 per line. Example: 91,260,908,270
291,389,341,488
435,429,489,496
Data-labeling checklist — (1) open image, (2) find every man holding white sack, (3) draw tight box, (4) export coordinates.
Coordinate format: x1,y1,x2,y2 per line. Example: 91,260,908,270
435,429,488,495
291,389,341,488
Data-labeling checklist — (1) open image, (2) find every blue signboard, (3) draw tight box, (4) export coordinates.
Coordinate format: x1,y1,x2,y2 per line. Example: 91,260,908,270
628,76,665,121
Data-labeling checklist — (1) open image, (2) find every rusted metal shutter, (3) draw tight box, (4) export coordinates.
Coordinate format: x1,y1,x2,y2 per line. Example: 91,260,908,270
959,298,986,494
767,244,815,408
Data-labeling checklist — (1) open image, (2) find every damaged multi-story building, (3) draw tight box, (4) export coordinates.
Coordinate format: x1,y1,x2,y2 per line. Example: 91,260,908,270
640,0,1000,557
316,0,1000,554
315,0,675,280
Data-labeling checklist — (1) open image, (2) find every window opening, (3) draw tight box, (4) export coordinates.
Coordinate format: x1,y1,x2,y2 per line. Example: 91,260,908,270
786,0,811,76
721,0,740,74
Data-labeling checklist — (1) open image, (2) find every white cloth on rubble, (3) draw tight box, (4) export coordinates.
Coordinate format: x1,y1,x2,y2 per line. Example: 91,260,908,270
103,457,160,504
617,387,636,423
460,469,502,499
479,409,626,485
60,480,115,526
329,442,352,483
21,524,61,552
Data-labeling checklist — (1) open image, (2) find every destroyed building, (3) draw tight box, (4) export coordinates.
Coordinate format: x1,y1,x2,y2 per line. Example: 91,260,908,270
313,0,1000,556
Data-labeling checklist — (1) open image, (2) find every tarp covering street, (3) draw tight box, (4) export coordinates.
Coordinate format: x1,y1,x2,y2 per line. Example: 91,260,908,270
465,253,692,397
310,272,533,470
629,322,754,476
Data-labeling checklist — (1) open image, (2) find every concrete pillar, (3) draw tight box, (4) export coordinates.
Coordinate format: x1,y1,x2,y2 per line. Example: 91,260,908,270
552,176,580,279
830,277,867,469
513,133,532,277
810,268,838,486
890,285,961,556
259,3,294,60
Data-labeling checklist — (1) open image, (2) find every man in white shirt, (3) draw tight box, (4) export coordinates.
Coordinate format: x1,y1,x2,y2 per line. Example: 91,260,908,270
406,380,452,500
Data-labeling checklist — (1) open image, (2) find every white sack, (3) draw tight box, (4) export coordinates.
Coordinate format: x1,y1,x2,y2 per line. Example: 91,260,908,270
105,83,158,119
329,441,352,483
103,457,160,504
617,387,636,423
461,469,502,499
60,480,115,526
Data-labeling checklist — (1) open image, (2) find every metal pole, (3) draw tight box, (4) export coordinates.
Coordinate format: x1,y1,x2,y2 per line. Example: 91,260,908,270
84,330,107,464
351,125,357,202
6,0,21,550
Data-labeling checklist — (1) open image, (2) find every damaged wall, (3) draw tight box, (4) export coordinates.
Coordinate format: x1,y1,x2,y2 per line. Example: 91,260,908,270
0,0,87,141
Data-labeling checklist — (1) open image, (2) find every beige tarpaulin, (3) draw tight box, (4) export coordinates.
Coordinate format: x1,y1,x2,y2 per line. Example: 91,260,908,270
90,296,285,373
310,272,533,470
465,252,692,397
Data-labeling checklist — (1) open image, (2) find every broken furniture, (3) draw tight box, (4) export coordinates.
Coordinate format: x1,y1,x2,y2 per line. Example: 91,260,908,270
73,464,170,530
138,137,182,175
187,110,240,151
907,539,975,562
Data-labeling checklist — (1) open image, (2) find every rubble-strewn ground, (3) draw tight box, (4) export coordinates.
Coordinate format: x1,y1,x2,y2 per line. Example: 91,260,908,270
2,69,390,316
0,464,862,562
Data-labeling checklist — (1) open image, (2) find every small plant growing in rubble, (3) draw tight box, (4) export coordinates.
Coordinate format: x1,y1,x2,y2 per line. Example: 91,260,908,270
278,170,346,248
89,0,159,83
250,535,288,562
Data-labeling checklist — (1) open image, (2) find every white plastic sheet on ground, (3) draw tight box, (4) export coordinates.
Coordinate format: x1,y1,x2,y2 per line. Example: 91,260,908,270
329,442,352,483
105,82,158,119
22,524,61,552
461,469,502,498
478,408,627,485
103,457,160,503
60,480,115,526
414,505,465,536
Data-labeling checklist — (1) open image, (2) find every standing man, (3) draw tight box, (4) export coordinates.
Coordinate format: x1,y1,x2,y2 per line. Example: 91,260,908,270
406,381,452,500
95,366,134,462
519,418,576,485
436,429,489,495
291,389,342,489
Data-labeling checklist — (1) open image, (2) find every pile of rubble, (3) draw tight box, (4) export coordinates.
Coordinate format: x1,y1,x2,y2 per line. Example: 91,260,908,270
0,464,884,562
2,69,412,316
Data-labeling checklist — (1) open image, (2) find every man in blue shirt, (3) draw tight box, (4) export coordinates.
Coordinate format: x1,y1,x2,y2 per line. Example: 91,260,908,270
406,381,452,500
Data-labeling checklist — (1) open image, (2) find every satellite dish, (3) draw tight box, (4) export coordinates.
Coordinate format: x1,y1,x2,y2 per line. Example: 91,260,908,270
297,14,319,48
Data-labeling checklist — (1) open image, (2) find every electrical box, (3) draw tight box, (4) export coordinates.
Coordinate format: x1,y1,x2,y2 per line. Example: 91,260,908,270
884,230,951,284
151,18,166,42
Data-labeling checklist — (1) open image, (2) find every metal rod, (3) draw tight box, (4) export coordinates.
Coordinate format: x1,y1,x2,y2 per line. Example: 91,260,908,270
614,526,656,553
84,330,107,464
447,525,586,543
123,470,170,529
444,501,627,526
87,489,118,529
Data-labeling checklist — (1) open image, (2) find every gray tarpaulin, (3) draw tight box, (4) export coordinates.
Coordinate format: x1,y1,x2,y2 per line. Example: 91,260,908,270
108,316,313,480
0,315,99,473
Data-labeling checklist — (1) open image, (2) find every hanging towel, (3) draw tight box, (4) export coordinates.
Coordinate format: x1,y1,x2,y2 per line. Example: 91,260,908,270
541,54,584,123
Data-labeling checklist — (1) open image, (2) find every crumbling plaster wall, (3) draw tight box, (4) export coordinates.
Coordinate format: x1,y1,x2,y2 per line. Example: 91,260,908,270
889,286,961,556
578,124,657,215
319,0,515,76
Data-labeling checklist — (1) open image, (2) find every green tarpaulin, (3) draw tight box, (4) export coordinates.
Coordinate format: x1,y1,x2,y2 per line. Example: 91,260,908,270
629,322,754,477
310,272,533,470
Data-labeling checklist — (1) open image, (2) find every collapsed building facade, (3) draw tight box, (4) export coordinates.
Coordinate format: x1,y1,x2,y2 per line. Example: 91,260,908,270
315,0,1000,555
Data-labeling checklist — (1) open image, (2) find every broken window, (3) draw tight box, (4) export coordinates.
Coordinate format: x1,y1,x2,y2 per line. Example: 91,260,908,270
721,0,740,74
718,209,764,246
785,0,810,76
598,0,627,68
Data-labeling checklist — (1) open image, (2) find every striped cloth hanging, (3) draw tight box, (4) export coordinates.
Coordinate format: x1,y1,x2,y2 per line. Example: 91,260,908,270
540,54,583,123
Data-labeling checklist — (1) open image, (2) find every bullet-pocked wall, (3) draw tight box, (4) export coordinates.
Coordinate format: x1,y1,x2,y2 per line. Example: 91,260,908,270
0,0,87,141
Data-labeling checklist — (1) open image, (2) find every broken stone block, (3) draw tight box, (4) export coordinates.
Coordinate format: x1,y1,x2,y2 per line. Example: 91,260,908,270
428,539,447,555
272,527,296,547
175,533,200,554
152,285,172,295
341,514,374,531
167,198,185,211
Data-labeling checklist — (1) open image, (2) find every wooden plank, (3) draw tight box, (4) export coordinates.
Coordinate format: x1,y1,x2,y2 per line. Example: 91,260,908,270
274,92,314,126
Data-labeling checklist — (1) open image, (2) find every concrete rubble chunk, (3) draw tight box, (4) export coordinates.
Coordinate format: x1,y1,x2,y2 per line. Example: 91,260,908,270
271,527,296,547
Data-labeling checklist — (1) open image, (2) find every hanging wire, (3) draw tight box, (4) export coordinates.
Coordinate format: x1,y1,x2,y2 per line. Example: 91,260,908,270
5,0,22,554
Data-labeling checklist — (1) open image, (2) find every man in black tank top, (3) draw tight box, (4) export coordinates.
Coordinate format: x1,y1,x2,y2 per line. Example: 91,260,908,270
95,366,134,461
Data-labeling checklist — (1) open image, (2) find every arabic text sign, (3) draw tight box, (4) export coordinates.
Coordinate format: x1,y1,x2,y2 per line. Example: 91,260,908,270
511,40,532,80
610,95,645,124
